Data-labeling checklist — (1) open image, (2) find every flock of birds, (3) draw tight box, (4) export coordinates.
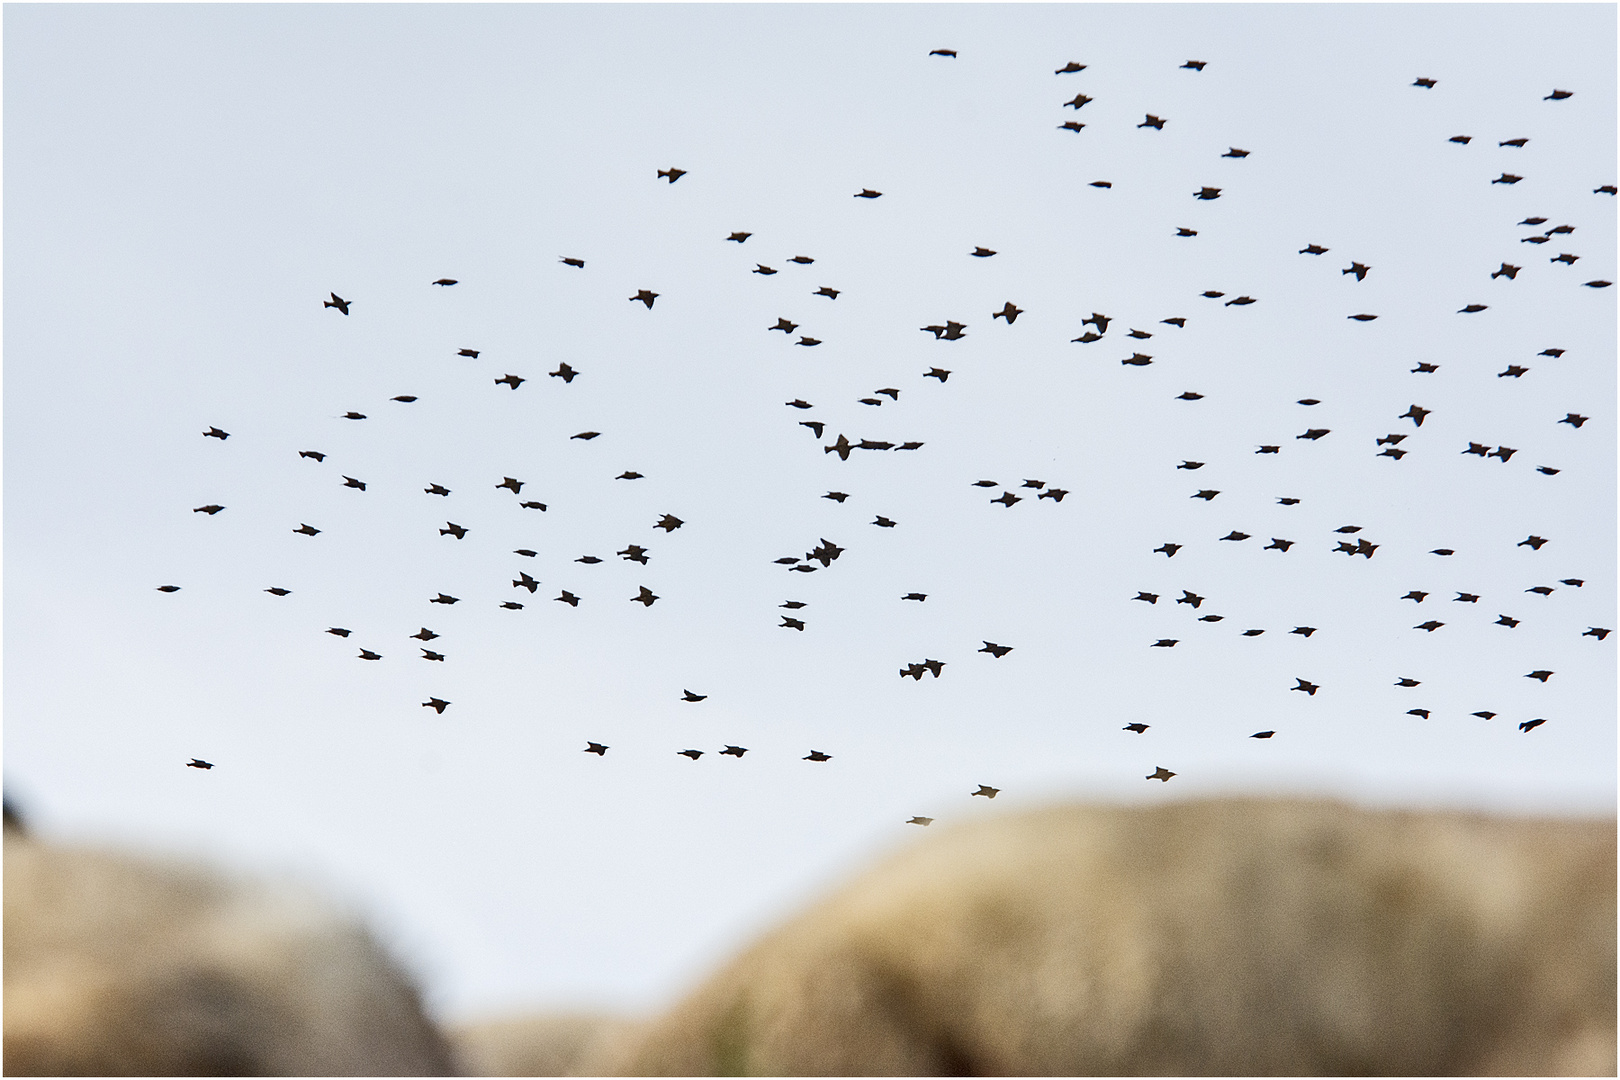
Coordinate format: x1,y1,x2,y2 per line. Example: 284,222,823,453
166,52,1611,821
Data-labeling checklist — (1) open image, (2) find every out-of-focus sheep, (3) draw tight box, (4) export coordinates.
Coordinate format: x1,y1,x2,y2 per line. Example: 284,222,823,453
3,814,455,1076
592,797,1616,1076
448,1012,643,1077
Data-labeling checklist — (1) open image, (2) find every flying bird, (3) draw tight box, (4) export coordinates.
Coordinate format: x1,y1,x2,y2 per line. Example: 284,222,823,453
513,572,539,593
1176,227,1197,237
1400,405,1431,426
814,287,841,299
550,364,578,382
440,522,468,539
410,628,438,641
1396,678,1420,687
1154,543,1181,557
780,617,806,631
358,649,381,661
1343,262,1370,281
804,751,832,762
1449,135,1472,144
720,746,749,757
555,592,580,607
1058,121,1086,133
1491,263,1520,280
1297,429,1330,440
1192,490,1219,500
495,374,524,389
753,264,777,276
1491,174,1521,185
992,492,1021,507
1583,627,1611,640
420,649,445,662
980,642,1013,658
788,256,814,264
823,491,849,503
854,189,882,198
187,759,214,770
1265,538,1294,552
1220,531,1250,542
630,289,658,308
655,514,683,532
1124,723,1149,733
1194,187,1221,200
727,232,751,243
293,523,320,536
657,167,686,183
1414,621,1444,632
1497,615,1520,628
457,348,480,358
559,257,585,268
929,48,956,57
1139,114,1166,129
1519,535,1548,550
679,750,703,760
1544,89,1573,100
430,594,459,605
1348,314,1378,321
993,302,1023,323
632,586,659,606
193,504,224,515
1251,731,1275,739
327,628,351,637
299,450,324,461
770,318,799,333
1147,767,1175,782
323,293,350,315
1519,718,1547,733
571,431,599,440
203,426,230,440
1056,62,1086,73
973,786,999,798
264,587,291,597
1413,77,1436,88
1179,392,1205,401
1293,679,1319,695
1151,640,1179,648
341,412,366,420
902,593,927,602
584,743,608,756
682,690,707,702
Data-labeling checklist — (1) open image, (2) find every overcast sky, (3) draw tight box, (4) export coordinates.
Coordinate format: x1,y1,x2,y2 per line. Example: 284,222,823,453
6,3,1615,1022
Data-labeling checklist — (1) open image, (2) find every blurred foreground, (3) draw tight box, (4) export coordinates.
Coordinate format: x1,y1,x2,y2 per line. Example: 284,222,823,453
6,797,1614,1075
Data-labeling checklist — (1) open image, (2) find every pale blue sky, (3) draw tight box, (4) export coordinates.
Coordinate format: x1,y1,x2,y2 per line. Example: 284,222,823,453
6,3,1614,1019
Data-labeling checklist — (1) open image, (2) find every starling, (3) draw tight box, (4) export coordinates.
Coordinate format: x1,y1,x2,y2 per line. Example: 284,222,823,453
1178,392,1206,401
432,278,457,286
925,368,951,382
679,750,704,760
204,427,230,440
908,816,934,826
584,743,608,755
1065,93,1093,109
1297,429,1330,440
1251,731,1275,739
1561,579,1585,587
1264,538,1294,552
657,167,686,183
780,617,805,630
1299,244,1328,255
1450,135,1472,144
1293,679,1319,695
1348,314,1378,321
789,256,814,265
1396,678,1420,687
1497,367,1527,379
1182,60,1206,70
929,48,956,56
992,492,1021,507
720,746,748,757
1497,615,1520,628
1518,535,1548,550
1551,253,1579,265
782,601,808,609
423,699,450,714
555,591,580,607
1147,767,1175,782
1526,586,1554,596
391,395,417,403
1058,121,1087,133
1135,592,1159,604
410,628,439,641
1219,531,1250,542
495,374,525,389
1519,718,1547,733
682,690,707,702
1195,187,1221,200
499,602,524,610
823,492,850,503
1151,640,1179,648
327,628,352,637
655,514,683,532
770,318,799,334
1177,591,1204,609
753,264,778,276
1560,414,1588,428
1454,593,1479,603
1414,621,1444,632
430,594,459,605
341,412,366,420
1176,227,1198,237
1412,363,1440,373
1499,137,1529,147
993,302,1023,323
873,516,896,528
421,650,445,662
193,505,225,515
797,337,822,347
1583,627,1611,640
358,649,382,660
973,786,999,798
264,587,291,597
1402,591,1428,602
1241,629,1265,637
571,431,600,441
854,189,882,198
1162,317,1187,327
1037,488,1067,501
1407,709,1431,719
440,522,468,540
550,363,578,383
1343,262,1370,281
1279,498,1301,505
520,502,548,511
1525,670,1553,682
1544,89,1573,100
457,348,480,358
1192,490,1219,500
1473,711,1498,720
513,572,539,593
617,471,644,480
1490,175,1521,186
1055,62,1085,74
804,751,832,762
1491,263,1520,280
902,593,927,601
632,586,659,606
1139,114,1166,129
324,292,350,315
299,450,325,461
294,524,321,536
1154,544,1181,557
980,642,1013,658
727,232,751,243
630,289,658,308
1225,296,1256,307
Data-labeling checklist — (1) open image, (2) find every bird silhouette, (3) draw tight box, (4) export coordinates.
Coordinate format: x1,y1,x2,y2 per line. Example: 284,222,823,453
771,318,799,334
513,572,538,594
972,785,999,798
1154,543,1181,557
980,642,1013,658
1182,60,1206,70
1194,187,1221,200
1413,77,1436,88
630,289,658,308
1544,89,1573,100
1519,718,1548,733
804,751,832,762
679,750,703,760
1551,253,1579,265
193,504,225,515
1299,244,1328,255
781,617,806,631
1560,413,1588,428
264,587,291,597
421,650,445,662
992,492,1021,507
616,471,644,480
753,264,777,276
1139,114,1166,129
1449,135,1472,144
324,293,350,315
410,628,438,641
1147,767,1175,782
632,586,659,606
1192,490,1219,500
1491,175,1521,186
1055,62,1086,74
1414,621,1444,632
902,593,926,602
797,337,822,347
1497,615,1520,628
1152,640,1178,648
550,363,578,383
423,696,451,711
1519,535,1548,550
327,628,352,638
657,167,686,183
495,374,524,389
430,594,459,605
1402,591,1428,602
499,602,524,610
204,426,230,441
457,348,480,359
1179,392,1205,401
1343,263,1370,281
294,524,321,536
1220,531,1250,542
1264,538,1294,552
1293,679,1319,695
555,592,580,607
1348,314,1378,321
299,450,324,461
720,746,749,757
854,189,882,199
873,516,897,528
358,649,382,660
1492,263,1520,280
584,743,608,756
727,232,751,243
571,431,600,441
440,522,468,539
1396,678,1420,687
342,412,366,420
1583,627,1611,640
993,302,1023,323
559,257,586,268
1177,591,1204,609
1298,429,1330,440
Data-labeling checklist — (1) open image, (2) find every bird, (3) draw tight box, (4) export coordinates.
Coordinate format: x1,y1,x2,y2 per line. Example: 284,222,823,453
873,516,897,528
679,750,704,760
1058,121,1087,133
1459,304,1488,314
1293,679,1319,695
499,601,524,610
993,302,1023,323
1220,531,1250,542
1449,135,1472,144
720,746,749,758
294,524,321,536
972,785,999,798
1226,296,1256,307
326,627,352,638
922,659,945,678
1162,317,1187,327
1560,413,1589,428
550,363,578,383
440,522,468,540
1525,670,1554,683
1402,591,1428,602
782,601,808,609
1526,586,1554,596
1521,235,1550,244
1348,314,1378,321
632,586,659,606
1544,89,1573,100
1298,429,1330,440
1192,490,1219,500
1551,253,1579,265
788,256,814,265
323,292,350,315
1139,114,1166,129
1413,77,1436,87
1537,467,1561,475
1278,498,1301,505
431,278,457,286
823,491,849,503
430,594,459,605
1343,262,1370,281
1563,579,1585,588
1064,93,1093,109
655,514,683,532
1519,718,1548,733
1300,244,1328,255
1488,446,1518,463
1135,592,1159,604
804,751,832,762
1179,392,1206,401
617,471,644,480
1463,442,1490,457
778,615,807,631
576,556,602,565
193,504,225,515
900,663,926,680
1491,175,1521,185
971,247,997,258
1454,593,1479,603
409,628,439,642
1072,331,1103,343
681,690,708,702
338,476,368,492
786,399,814,409
1251,731,1275,739
1177,460,1203,470
797,337,821,347
1055,61,1085,73
1583,628,1611,640
390,395,418,404
770,318,799,334
753,264,777,276
1202,291,1224,299
203,426,230,441
1151,640,1179,648
1038,488,1067,501
902,593,927,602
1127,329,1153,340
264,587,291,597
726,232,751,243
1176,227,1198,237
520,501,548,511
341,412,367,420
1497,615,1521,628
1264,539,1294,552
1414,621,1444,632
657,167,686,183
571,431,600,440
584,743,608,756
421,649,445,662
456,348,481,359
1291,626,1318,638
1407,709,1432,720
1412,362,1440,373
992,492,1021,507
630,290,658,308
1597,185,1618,195
1177,591,1204,609
1473,711,1498,720
929,48,956,56
358,649,382,661
1222,147,1250,158
559,257,585,268
907,816,934,826
1491,263,1520,280
1122,353,1153,366
1396,678,1420,687
186,758,214,770
1583,280,1611,288
1194,187,1221,200
813,287,840,299
980,642,1013,658
495,374,524,389
1147,767,1175,782
1154,543,1181,557
420,698,450,715
1498,137,1529,148
555,592,580,607
298,450,324,461
1519,535,1548,550
924,367,951,382
513,572,538,594
854,189,882,198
